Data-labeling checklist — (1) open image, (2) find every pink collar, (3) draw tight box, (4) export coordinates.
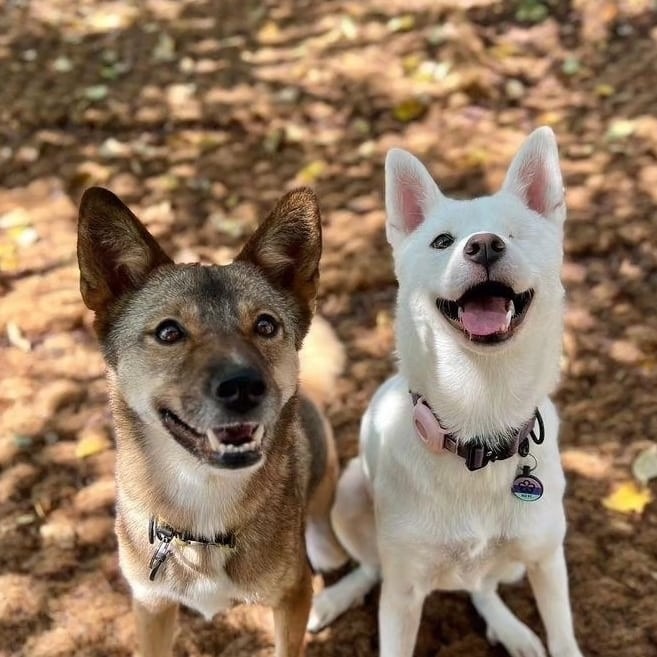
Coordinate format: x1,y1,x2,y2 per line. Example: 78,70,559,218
410,392,541,471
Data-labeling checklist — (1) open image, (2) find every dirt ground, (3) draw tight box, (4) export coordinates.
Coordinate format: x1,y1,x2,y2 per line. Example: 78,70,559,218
1,1,657,656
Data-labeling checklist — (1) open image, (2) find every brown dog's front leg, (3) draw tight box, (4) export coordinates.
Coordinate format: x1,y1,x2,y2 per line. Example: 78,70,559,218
133,598,178,657
273,564,313,657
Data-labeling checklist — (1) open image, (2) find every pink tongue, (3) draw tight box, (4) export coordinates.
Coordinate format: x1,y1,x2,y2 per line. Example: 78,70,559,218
460,297,509,336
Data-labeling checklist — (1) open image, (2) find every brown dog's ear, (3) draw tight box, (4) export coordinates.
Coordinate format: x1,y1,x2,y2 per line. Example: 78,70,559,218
236,188,322,318
77,187,172,315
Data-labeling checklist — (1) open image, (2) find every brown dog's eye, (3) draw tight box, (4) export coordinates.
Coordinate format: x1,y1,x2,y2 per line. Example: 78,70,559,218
254,314,279,338
155,320,185,344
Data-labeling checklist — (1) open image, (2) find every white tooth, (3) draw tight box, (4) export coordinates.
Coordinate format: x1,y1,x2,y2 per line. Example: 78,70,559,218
206,431,221,451
505,301,514,330
253,425,264,445
458,306,464,321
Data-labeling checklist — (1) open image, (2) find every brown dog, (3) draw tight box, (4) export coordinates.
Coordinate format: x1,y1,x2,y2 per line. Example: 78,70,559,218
77,187,347,657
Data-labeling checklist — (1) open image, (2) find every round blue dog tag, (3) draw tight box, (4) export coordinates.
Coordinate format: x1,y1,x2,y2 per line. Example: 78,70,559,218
511,467,544,502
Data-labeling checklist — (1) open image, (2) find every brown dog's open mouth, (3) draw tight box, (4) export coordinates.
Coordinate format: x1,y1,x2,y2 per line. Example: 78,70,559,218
159,408,264,469
437,281,534,344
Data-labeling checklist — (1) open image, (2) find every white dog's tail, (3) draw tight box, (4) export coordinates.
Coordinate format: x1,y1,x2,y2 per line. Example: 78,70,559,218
299,315,345,407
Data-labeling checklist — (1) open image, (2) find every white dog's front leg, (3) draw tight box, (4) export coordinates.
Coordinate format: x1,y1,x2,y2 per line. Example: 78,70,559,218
378,574,425,657
527,546,584,657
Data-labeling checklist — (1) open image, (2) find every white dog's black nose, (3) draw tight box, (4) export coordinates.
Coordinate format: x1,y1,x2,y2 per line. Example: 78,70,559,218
463,233,506,267
212,367,267,413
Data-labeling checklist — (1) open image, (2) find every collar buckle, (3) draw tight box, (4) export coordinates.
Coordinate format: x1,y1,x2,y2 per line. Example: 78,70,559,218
148,533,173,581
442,434,458,453
465,445,493,471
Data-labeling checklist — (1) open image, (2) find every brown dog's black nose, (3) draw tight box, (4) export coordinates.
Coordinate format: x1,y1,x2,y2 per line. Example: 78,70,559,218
463,233,506,267
212,367,267,414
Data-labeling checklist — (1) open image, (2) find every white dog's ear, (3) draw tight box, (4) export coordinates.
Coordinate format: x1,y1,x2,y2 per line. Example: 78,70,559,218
385,148,443,249
502,126,565,223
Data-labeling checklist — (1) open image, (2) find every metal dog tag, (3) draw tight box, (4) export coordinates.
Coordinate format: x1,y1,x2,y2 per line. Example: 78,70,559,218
511,466,544,502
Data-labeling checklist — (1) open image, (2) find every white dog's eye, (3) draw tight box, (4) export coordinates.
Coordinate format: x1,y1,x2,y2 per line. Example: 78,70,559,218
430,233,455,250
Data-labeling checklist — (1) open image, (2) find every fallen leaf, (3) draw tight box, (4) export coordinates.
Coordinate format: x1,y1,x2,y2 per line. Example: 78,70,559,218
208,212,247,238
402,54,422,75
595,83,615,97
632,446,657,486
75,428,111,459
0,208,31,229
0,242,19,270
84,85,109,102
490,43,520,60
516,0,549,23
9,226,38,247
387,14,415,33
602,482,652,514
7,322,31,352
52,56,73,73
393,98,427,123
13,435,33,449
15,514,36,526
606,119,635,141
258,21,282,44
562,57,581,76
505,79,525,100
339,16,358,40
297,160,327,184
152,33,176,62
413,61,451,83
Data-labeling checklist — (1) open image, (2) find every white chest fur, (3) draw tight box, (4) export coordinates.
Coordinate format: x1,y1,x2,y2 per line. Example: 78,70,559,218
363,374,567,595
130,542,254,621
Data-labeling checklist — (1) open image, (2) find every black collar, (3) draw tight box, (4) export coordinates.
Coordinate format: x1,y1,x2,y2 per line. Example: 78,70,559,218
410,391,544,471
148,516,236,581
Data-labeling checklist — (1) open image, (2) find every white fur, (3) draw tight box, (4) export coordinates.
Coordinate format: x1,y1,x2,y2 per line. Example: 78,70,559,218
310,128,583,657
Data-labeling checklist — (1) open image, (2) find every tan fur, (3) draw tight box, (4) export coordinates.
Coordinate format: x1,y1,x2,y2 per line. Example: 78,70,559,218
77,186,345,656
299,314,346,408
133,599,178,657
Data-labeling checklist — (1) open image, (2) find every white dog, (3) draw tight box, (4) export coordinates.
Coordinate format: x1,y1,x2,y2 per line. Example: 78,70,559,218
309,127,584,657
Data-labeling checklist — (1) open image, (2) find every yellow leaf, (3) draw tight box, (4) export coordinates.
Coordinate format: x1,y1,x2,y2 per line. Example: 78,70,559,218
258,21,282,44
393,98,427,123
402,54,421,75
537,111,562,126
0,242,19,271
602,482,652,514
490,43,520,60
75,429,111,459
387,14,415,33
595,83,615,97
297,160,327,184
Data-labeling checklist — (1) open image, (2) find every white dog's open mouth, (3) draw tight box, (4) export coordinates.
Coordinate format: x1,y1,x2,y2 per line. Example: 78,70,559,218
159,408,264,469
437,281,534,344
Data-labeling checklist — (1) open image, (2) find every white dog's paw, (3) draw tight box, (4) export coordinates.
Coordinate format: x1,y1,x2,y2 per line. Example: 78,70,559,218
307,590,343,633
486,622,546,657
549,644,584,657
